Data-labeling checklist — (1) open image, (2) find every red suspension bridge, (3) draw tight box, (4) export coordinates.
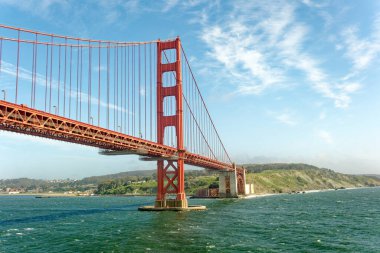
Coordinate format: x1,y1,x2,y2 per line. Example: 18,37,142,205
0,25,247,210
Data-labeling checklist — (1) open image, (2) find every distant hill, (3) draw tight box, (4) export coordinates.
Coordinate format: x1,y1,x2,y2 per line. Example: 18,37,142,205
245,166,380,194
80,169,210,185
80,170,157,185
0,169,212,194
0,178,49,188
242,163,327,173
0,177,91,193
362,174,380,179
2,164,379,195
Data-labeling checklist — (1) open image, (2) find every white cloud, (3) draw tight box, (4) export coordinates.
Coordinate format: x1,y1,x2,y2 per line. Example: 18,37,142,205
341,14,380,71
0,0,68,17
275,22,361,108
198,0,361,108
200,2,288,96
342,27,379,70
268,110,298,126
276,112,297,126
104,10,121,25
162,0,179,12
300,0,327,8
318,130,333,144
319,111,326,120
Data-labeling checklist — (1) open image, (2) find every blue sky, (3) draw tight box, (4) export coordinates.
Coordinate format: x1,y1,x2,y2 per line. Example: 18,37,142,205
0,0,379,179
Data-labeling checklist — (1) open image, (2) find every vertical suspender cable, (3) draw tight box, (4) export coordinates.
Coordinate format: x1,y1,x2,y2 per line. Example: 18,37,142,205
182,47,232,163
77,45,82,121
15,30,20,104
138,45,141,137
63,38,67,116
132,45,135,136
121,46,124,132
114,45,116,130
49,36,53,112
127,45,130,134
58,45,61,114
98,42,101,126
31,35,36,106
45,44,49,111
0,38,2,86
88,41,92,123
150,43,152,141
33,34,38,108
76,42,79,120
144,44,147,139
116,45,119,131
124,46,127,133
69,46,72,118
78,43,82,120
107,43,110,129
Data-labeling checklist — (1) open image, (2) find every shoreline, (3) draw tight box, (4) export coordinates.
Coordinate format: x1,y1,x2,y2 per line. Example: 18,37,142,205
1,186,378,198
0,193,83,197
244,186,379,199
0,193,155,197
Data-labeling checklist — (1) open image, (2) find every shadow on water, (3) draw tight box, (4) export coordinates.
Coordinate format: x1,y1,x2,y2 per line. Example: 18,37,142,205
0,202,150,227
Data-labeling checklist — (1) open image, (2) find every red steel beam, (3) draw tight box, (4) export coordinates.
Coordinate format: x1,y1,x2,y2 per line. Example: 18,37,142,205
0,100,234,171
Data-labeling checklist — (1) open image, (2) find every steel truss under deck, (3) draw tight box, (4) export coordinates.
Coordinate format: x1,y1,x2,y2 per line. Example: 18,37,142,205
0,100,233,171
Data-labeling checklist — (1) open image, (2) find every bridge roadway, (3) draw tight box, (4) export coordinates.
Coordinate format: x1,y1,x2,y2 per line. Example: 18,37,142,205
0,100,234,172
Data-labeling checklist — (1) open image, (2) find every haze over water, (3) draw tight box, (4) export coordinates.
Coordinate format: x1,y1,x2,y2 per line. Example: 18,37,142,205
1,188,379,252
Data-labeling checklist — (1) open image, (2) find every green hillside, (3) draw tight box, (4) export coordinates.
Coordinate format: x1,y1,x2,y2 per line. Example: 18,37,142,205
0,170,216,195
2,164,379,196
81,170,157,185
246,167,380,194
243,163,322,173
94,171,218,195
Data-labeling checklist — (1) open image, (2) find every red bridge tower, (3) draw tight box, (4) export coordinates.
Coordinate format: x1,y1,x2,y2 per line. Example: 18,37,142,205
155,38,187,208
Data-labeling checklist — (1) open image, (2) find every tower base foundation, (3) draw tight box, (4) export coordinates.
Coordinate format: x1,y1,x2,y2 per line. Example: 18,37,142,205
138,205,206,211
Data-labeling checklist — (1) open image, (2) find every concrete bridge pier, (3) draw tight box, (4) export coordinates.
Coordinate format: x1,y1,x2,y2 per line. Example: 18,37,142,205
219,170,238,197
219,165,247,198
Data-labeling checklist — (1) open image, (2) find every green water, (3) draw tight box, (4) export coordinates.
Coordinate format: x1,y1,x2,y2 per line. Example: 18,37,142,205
0,188,379,252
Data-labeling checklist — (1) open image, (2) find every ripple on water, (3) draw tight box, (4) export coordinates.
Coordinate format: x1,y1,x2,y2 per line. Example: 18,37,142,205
0,189,379,252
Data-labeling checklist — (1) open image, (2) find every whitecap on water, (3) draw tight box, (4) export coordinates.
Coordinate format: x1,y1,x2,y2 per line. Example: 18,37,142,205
15,233,23,236
24,228,34,231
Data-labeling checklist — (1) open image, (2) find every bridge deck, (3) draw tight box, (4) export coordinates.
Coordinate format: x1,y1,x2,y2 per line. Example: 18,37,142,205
0,100,233,171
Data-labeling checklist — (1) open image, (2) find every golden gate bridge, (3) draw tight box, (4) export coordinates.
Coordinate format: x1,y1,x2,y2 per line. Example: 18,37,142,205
0,24,247,210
